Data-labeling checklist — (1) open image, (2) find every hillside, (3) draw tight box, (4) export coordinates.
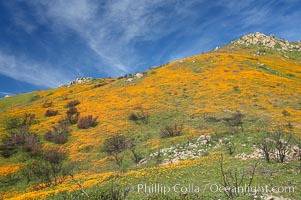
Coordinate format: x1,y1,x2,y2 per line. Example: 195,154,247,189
1,33,301,199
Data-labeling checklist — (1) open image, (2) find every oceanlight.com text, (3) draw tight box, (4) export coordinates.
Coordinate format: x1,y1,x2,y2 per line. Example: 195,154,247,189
135,183,296,195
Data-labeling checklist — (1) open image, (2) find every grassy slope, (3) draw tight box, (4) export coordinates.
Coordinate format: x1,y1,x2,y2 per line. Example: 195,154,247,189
0,44,301,199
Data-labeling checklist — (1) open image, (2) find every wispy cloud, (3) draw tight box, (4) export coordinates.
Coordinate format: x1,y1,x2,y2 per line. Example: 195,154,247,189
2,1,37,34
27,0,205,74
0,51,72,87
0,91,14,96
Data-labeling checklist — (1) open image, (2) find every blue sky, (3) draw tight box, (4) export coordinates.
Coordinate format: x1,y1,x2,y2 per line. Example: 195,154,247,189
0,0,301,97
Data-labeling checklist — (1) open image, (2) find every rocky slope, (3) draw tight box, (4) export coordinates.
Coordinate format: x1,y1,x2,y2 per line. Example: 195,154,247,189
231,32,301,51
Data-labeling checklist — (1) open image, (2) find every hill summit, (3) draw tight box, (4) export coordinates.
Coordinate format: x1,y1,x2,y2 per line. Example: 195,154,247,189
231,32,301,51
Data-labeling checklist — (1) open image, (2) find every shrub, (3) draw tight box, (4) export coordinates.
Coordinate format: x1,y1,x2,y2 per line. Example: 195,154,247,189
23,133,42,157
66,107,80,124
45,109,58,117
0,173,20,187
44,130,54,141
204,115,220,122
129,113,139,122
0,126,41,158
5,113,37,131
44,124,69,144
128,108,149,124
53,134,68,145
272,127,292,163
61,94,68,100
66,100,80,108
22,113,37,126
225,141,235,155
219,154,257,198
223,111,244,133
259,126,292,163
103,134,127,155
103,134,127,166
160,124,183,138
23,113,36,126
77,115,98,129
127,138,143,164
28,147,72,185
259,137,274,163
153,149,163,164
5,117,23,130
296,138,301,162
282,109,290,116
0,142,17,158
233,86,240,91
42,101,53,108
30,95,41,102
93,83,106,88
43,147,67,164
0,113,41,158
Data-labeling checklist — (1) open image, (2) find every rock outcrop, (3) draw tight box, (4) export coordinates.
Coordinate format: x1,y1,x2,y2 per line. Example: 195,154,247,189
59,77,94,87
232,32,301,51
69,77,93,86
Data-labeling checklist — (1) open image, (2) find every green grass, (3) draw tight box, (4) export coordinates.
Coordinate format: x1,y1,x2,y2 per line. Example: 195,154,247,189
0,92,38,114
2,107,301,199
51,153,301,199
49,117,301,199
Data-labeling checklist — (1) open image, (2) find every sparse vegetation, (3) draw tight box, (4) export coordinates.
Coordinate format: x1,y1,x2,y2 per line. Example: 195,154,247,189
0,126,41,158
103,134,127,166
42,101,53,108
272,126,292,163
225,141,235,155
5,117,23,130
66,100,80,108
160,123,183,138
30,95,41,102
219,154,258,198
127,138,143,164
259,126,293,163
45,109,58,117
77,115,98,129
0,114,41,158
282,109,290,116
223,111,244,133
5,113,36,130
128,108,149,124
24,147,73,186
44,124,69,144
66,107,80,124
259,137,274,163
